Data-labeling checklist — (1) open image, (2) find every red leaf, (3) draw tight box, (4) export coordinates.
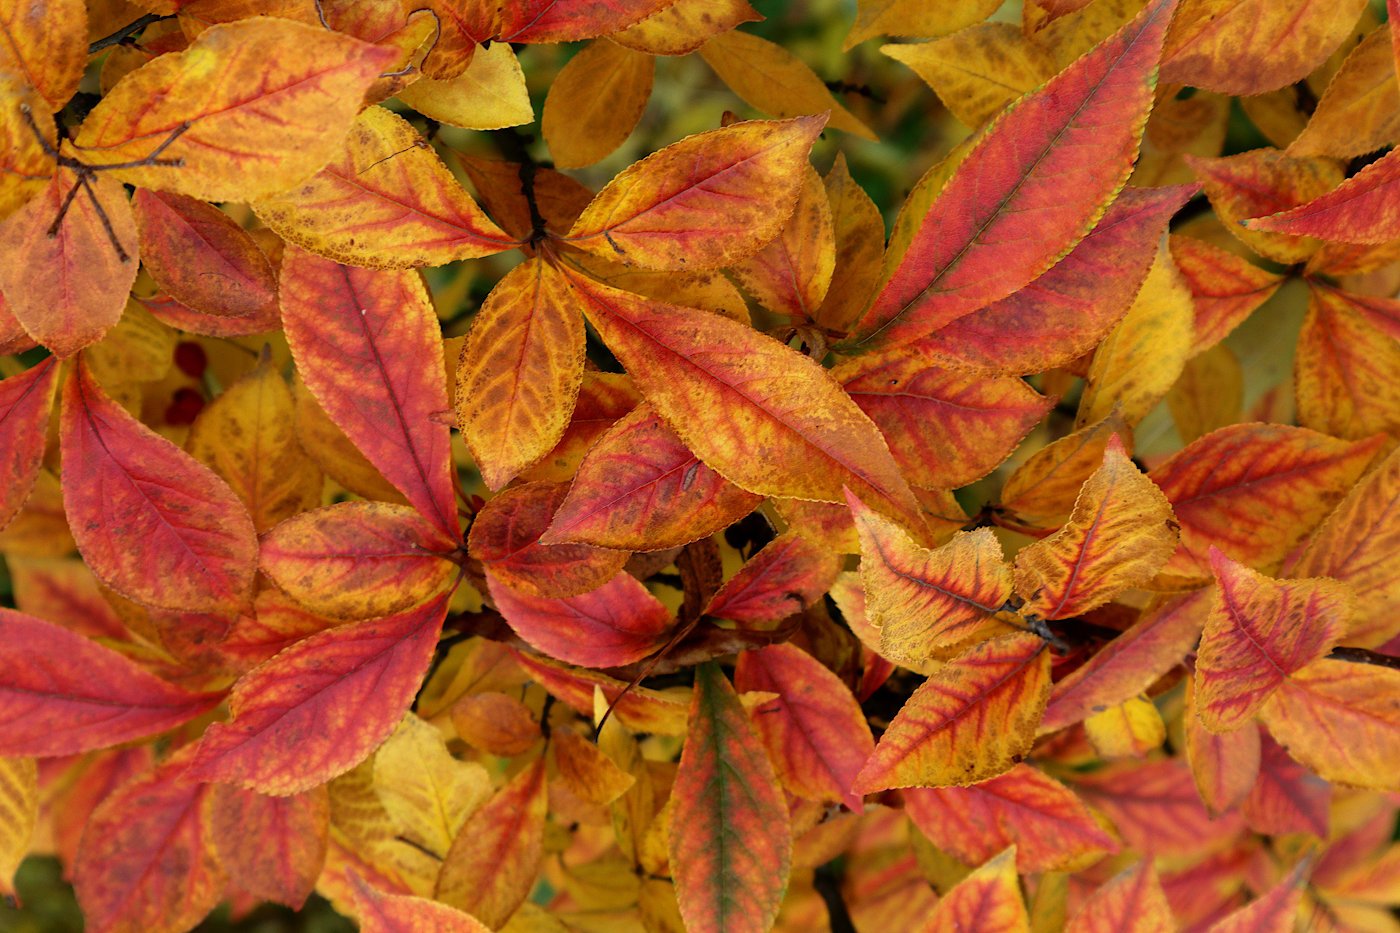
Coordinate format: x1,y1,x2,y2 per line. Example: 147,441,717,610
1205,859,1309,933
183,594,449,794
852,0,1179,350
511,651,688,736
1183,675,1261,817
1066,860,1173,933
349,870,492,933
0,357,58,533
1073,758,1245,857
1244,146,1400,244
0,608,222,757
280,246,457,539
1241,734,1329,839
207,784,329,909
918,848,1028,933
488,570,672,668
704,532,842,626
734,643,875,812
670,661,791,933
59,357,257,612
1170,235,1284,357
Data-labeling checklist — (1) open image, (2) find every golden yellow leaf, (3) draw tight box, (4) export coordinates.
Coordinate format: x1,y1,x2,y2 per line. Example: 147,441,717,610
1084,696,1166,758
372,714,492,860
542,40,654,170
730,167,834,318
1166,343,1243,445
612,0,761,56
882,25,1055,128
845,0,1002,50
0,756,36,900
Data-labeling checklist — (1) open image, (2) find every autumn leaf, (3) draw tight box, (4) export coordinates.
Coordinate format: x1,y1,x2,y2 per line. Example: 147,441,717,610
348,871,492,933
1183,674,1261,817
374,714,491,859
206,784,329,909
1066,859,1174,933
729,167,836,318
542,39,654,169
1242,734,1330,838
0,756,35,902
397,43,535,132
1169,235,1284,358
998,409,1132,529
704,533,842,626
1243,146,1400,244
1205,859,1310,933
846,0,1002,49
0,356,57,533
488,570,672,668
1295,282,1400,441
0,0,85,112
918,847,1029,933
1072,758,1245,857
670,661,792,933
512,652,689,736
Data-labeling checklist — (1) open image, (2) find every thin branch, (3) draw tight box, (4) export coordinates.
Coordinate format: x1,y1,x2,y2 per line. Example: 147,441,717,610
1328,646,1400,670
78,174,130,262
89,13,171,54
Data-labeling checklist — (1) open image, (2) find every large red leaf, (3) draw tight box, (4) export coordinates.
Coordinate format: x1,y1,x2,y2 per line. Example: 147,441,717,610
1245,146,1400,244
704,532,842,626
1205,859,1309,933
0,357,57,533
183,593,449,794
280,246,458,539
1241,734,1329,839
670,661,791,933
0,608,222,757
734,643,875,812
60,357,258,612
206,784,329,909
851,0,1178,350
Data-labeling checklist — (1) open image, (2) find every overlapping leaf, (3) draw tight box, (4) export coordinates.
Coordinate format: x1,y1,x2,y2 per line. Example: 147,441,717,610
542,40,654,169
1066,860,1174,933
918,847,1028,933
0,756,35,901
704,533,842,626
349,871,492,933
0,357,57,533
0,0,85,111
207,784,329,909
488,570,672,668
1244,147,1400,244
1169,236,1284,357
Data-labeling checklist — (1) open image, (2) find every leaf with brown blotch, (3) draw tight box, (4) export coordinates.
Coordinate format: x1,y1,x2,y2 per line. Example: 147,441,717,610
998,410,1132,529
542,39,654,170
837,353,1053,489
1185,150,1345,264
1296,283,1400,441
1291,446,1400,648
396,43,534,132
1204,858,1309,933
1014,436,1177,620
511,651,689,736
0,165,138,358
1161,0,1368,96
131,190,277,317
852,633,1050,793
671,661,792,933
72,19,398,201
846,0,1002,50
456,257,585,491
0,602,214,756
183,593,449,795
541,403,763,551
568,273,924,532
186,357,323,533
1040,589,1209,734
903,764,1119,874
817,152,885,332
1071,758,1245,858
207,784,329,910
0,757,35,901
915,185,1192,376
1147,424,1384,584
434,756,547,929
1183,675,1261,817
882,24,1054,129
0,357,57,533
704,533,843,626
1065,860,1173,933
60,357,258,612
1242,733,1330,838
280,247,458,540
374,714,492,857
0,0,86,112
1243,146,1400,245
562,115,827,271
850,0,1178,351
260,502,458,622
1289,26,1400,160
734,643,875,812
488,570,672,668
468,482,627,599
73,749,226,933
253,106,514,270
917,847,1028,933
730,167,835,318
349,870,492,933
699,31,877,141
1257,659,1400,791
613,0,761,56
453,152,596,244
848,492,1012,667
1196,549,1351,734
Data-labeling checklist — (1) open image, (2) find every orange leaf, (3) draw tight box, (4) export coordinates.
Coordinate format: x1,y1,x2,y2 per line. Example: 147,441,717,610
998,410,1132,529
0,166,138,358
0,608,221,756
1196,549,1351,733
904,763,1119,873
1288,26,1400,160
72,749,226,933
1072,758,1245,857
730,167,836,318
468,482,627,598
1066,860,1173,933
1183,675,1261,817
613,0,762,56
1258,658,1400,790
488,570,672,668
1291,446,1400,648
541,403,763,551
1244,146,1400,245
836,353,1052,489
434,756,547,928
734,643,876,811
207,784,329,909
1170,235,1284,358
512,651,688,736
848,492,1012,667
817,152,885,332
60,356,257,612
1147,424,1384,584
1205,859,1309,933
670,661,791,933
280,246,458,539
0,0,86,111
915,185,1191,375
260,502,458,621
549,727,634,807
1241,734,1329,838
567,273,923,531
0,357,57,533
846,0,1002,49
704,533,842,626
1014,436,1177,619
456,257,584,490
852,633,1050,792
219,588,339,672
131,190,277,317
454,151,595,244
918,847,1028,933
183,593,448,794
562,115,827,271
1161,0,1368,95
851,0,1177,350
253,106,513,269
1296,282,1400,441
542,39,654,169
349,870,492,933
140,291,280,339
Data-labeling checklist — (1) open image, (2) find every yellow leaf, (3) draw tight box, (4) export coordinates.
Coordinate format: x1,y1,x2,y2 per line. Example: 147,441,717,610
730,167,835,318
1084,696,1166,758
846,0,1002,50
397,42,534,131
542,40,654,170
883,25,1055,128
372,714,492,859
0,756,36,900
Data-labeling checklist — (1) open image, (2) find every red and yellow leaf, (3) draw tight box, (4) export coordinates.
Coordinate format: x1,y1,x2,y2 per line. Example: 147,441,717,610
918,847,1029,933
548,727,634,806
817,152,885,332
1205,859,1309,933
729,167,836,318
852,633,1051,792
512,651,689,736
1169,235,1284,357
1066,860,1174,933
349,871,492,933
0,756,36,901
1295,282,1400,441
1244,146,1400,245
0,357,57,533
488,570,672,668
704,533,842,626
670,661,791,933
1183,675,1261,817
0,0,86,111
184,593,449,794
998,410,1132,529
1072,758,1245,857
612,0,761,56
207,783,329,909
1241,734,1329,838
